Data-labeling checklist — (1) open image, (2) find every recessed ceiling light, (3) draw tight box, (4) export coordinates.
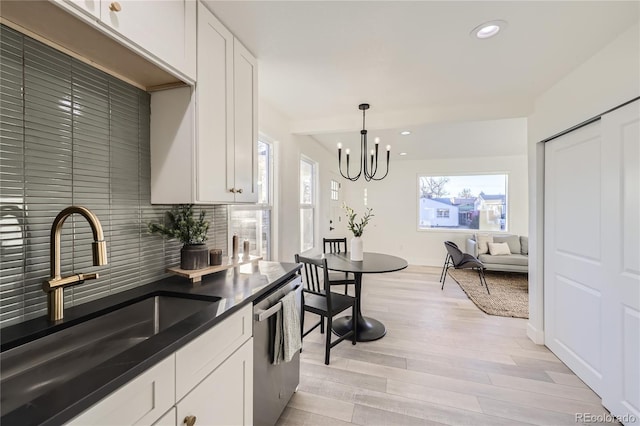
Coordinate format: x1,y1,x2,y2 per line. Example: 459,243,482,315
471,20,508,39
400,130,411,136
399,152,407,156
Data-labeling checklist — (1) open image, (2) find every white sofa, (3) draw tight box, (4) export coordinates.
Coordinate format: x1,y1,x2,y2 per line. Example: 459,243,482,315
466,234,528,273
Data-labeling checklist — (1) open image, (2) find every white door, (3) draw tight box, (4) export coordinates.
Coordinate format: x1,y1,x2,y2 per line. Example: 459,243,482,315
601,101,640,423
329,174,342,236
544,119,606,395
545,99,640,425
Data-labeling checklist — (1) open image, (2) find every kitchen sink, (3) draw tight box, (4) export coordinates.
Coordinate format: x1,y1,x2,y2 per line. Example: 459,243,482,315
0,293,220,416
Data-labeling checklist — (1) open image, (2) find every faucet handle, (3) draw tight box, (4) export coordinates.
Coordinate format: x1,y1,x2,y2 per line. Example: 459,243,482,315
43,272,100,292
80,272,99,282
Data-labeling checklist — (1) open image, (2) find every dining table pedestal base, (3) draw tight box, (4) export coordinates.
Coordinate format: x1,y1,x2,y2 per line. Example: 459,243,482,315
332,315,386,342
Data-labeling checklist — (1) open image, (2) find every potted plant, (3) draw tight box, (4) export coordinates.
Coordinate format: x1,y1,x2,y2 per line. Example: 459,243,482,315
343,203,374,261
148,204,210,270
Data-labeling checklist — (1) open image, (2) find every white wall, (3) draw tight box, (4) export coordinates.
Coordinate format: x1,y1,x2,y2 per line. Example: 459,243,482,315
527,22,640,344
341,154,528,266
259,99,339,263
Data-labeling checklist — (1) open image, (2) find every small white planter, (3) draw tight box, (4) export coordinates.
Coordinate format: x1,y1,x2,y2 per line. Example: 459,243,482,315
350,236,364,261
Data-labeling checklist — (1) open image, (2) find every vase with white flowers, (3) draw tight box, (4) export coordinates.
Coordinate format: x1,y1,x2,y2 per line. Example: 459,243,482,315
343,204,374,261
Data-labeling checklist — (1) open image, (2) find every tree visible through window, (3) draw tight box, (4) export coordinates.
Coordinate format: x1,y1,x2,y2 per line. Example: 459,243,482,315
418,174,508,231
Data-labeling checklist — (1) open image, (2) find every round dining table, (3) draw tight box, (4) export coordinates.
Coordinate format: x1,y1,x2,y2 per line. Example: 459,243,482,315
320,251,408,342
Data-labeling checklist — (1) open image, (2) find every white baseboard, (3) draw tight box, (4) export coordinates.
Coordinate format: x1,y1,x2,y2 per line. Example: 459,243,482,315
527,322,545,345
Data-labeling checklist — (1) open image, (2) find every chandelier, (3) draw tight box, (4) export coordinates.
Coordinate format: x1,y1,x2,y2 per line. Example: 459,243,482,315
337,103,390,182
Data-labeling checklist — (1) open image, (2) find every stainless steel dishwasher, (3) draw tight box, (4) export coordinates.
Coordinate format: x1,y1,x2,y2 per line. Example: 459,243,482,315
253,274,302,426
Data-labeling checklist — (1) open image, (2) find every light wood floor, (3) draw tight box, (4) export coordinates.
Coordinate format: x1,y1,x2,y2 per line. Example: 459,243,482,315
276,265,617,426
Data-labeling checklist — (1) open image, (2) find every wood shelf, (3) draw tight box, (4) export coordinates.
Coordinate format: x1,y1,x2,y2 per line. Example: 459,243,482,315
167,255,262,283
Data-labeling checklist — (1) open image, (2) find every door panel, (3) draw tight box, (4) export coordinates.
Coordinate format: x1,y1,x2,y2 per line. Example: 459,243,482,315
601,100,640,423
545,100,640,424
544,120,605,395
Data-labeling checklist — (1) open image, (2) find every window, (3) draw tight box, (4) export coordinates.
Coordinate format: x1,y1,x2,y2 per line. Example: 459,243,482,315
437,209,450,218
330,179,339,201
300,157,316,252
418,174,508,231
229,140,272,259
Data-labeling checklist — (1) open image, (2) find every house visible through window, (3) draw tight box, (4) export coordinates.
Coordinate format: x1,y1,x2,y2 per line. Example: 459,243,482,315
300,157,316,252
418,174,508,231
229,140,272,259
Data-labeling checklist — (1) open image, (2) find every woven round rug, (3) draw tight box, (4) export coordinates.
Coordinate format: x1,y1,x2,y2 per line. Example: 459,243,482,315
447,269,529,319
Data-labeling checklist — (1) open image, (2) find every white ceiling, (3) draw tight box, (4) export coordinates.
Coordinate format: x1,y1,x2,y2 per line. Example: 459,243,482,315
204,1,638,158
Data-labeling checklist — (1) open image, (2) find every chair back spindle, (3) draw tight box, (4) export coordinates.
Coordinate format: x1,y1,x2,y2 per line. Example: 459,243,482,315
322,237,354,295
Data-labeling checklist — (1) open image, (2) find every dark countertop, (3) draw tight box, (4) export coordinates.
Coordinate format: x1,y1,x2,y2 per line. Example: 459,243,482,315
0,260,301,426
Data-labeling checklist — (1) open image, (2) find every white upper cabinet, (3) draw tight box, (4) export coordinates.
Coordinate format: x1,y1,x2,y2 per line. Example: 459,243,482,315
196,3,258,203
54,0,196,84
150,2,258,204
196,5,234,203
99,0,196,81
232,38,258,203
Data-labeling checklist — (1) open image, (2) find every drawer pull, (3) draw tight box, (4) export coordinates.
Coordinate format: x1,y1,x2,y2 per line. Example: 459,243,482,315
184,415,197,426
236,188,243,194
109,2,122,12
229,188,236,193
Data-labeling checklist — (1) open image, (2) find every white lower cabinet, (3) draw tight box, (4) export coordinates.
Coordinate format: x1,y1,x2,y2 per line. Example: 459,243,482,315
67,355,175,426
176,338,253,426
66,305,253,425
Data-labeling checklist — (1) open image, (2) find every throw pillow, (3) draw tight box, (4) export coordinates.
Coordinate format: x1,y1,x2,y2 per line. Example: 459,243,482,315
475,233,493,255
494,234,521,254
520,236,529,255
488,242,511,256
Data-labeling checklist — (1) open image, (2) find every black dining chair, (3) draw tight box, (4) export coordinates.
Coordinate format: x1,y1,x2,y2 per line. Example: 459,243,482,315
322,237,355,295
441,241,490,294
295,254,357,365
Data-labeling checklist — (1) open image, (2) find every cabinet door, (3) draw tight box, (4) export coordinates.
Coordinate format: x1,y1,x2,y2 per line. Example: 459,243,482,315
195,3,235,203
100,0,196,80
67,355,175,426
177,339,253,426
233,39,258,203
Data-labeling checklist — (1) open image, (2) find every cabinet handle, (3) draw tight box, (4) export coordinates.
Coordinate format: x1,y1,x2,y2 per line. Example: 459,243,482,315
237,188,243,194
229,188,236,193
184,415,197,426
109,2,122,12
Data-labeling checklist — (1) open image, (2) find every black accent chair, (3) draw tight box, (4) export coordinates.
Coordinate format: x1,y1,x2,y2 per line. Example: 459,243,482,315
323,237,355,295
439,242,456,283
441,241,490,294
296,254,357,365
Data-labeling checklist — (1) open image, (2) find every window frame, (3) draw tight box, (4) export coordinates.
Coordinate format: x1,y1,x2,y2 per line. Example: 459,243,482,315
416,172,509,232
228,139,274,259
299,155,317,253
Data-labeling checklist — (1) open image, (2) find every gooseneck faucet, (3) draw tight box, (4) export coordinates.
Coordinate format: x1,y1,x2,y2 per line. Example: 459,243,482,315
43,206,108,321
